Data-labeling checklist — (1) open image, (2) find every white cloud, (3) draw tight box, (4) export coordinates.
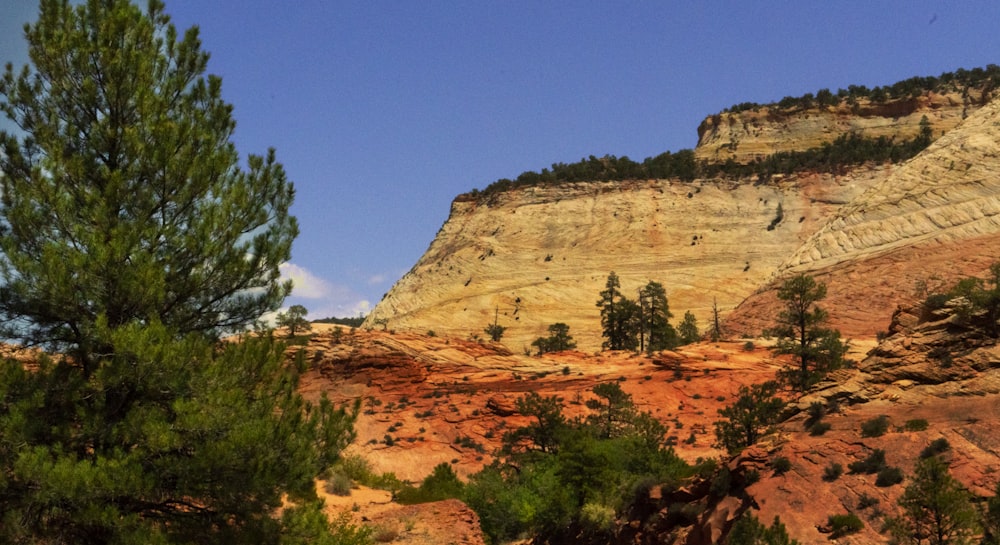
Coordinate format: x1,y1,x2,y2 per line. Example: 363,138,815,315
366,273,386,286
280,262,333,299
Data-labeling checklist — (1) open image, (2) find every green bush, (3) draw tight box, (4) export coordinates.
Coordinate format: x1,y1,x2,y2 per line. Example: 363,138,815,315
771,456,792,475
860,415,890,437
396,462,464,504
805,401,827,427
920,437,951,459
876,466,905,487
828,513,864,538
809,421,832,436
904,418,929,431
823,462,844,482
857,493,880,510
324,471,353,496
849,449,887,474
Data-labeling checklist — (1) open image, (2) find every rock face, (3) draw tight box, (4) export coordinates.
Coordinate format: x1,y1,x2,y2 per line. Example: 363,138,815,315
369,84,1000,352
726,95,1000,338
366,172,884,352
694,90,986,164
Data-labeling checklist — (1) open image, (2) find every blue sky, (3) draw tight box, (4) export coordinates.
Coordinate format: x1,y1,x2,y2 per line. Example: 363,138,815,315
2,1,1000,320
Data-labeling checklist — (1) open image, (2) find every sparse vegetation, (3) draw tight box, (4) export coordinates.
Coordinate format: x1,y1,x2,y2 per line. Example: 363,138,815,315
771,456,792,475
823,463,844,482
827,513,864,538
876,466,905,487
860,415,890,438
456,66,1000,202
849,449,888,474
921,438,952,459
904,418,930,431
727,512,801,545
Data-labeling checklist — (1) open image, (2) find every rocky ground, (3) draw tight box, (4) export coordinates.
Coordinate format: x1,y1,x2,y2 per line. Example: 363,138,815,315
294,313,1000,544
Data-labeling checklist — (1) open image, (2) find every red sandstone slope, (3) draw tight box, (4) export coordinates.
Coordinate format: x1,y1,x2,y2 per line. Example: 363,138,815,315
297,308,1000,544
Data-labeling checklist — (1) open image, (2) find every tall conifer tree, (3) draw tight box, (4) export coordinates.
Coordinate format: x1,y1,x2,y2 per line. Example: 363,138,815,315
0,2,358,543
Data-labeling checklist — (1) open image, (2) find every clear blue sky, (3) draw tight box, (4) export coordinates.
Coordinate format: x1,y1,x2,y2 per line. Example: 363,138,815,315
2,1,999,320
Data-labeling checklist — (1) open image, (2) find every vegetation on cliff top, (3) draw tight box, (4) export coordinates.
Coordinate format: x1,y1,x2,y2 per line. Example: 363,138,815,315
459,65,999,203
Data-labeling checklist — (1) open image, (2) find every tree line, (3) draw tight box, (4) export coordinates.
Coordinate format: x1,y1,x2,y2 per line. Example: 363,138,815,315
460,118,935,202
725,64,1000,114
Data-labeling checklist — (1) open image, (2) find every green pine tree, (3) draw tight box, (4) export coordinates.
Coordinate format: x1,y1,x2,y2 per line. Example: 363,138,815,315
771,275,848,391
889,456,979,545
639,280,676,351
0,2,359,543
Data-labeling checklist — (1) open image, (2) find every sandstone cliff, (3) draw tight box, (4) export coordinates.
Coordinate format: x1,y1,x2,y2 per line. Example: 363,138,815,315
365,172,881,352
695,89,987,164
367,84,1000,351
726,95,1000,338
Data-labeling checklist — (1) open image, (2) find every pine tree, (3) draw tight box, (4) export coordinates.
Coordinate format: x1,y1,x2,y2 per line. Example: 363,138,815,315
771,275,848,391
714,381,785,455
679,310,700,345
598,272,638,350
0,0,298,371
639,280,676,351
889,456,979,545
277,304,313,337
0,2,357,543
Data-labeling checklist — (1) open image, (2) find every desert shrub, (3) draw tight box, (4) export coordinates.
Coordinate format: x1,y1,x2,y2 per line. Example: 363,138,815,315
372,524,399,543
857,493,880,510
920,437,951,459
904,418,929,431
849,449,887,474
876,466,905,487
396,462,464,504
771,456,792,475
743,341,755,351
727,512,800,545
823,462,844,482
324,471,353,496
809,421,832,436
805,401,827,427
828,513,864,537
860,415,890,437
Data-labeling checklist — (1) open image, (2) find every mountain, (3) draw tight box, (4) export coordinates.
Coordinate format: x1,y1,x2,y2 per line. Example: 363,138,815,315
365,87,997,351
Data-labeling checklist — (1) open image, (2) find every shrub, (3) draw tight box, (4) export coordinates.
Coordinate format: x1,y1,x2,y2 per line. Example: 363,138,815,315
742,341,755,351
396,462,464,504
828,513,864,538
771,456,792,475
324,471,354,496
857,493,880,510
372,525,399,543
805,401,827,427
904,418,929,431
823,462,844,482
809,421,832,436
876,466,904,487
579,503,616,532
849,449,887,474
860,415,890,437
710,466,732,497
920,437,951,459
